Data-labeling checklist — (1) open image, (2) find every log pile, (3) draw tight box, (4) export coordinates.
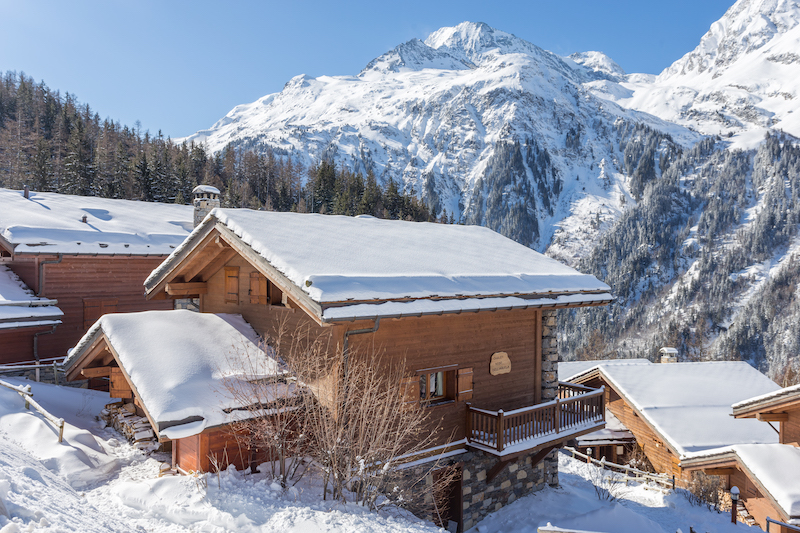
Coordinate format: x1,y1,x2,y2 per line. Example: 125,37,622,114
101,401,159,452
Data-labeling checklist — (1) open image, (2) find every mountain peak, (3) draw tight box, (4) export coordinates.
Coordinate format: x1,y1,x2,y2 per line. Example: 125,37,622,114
661,0,800,78
423,22,540,64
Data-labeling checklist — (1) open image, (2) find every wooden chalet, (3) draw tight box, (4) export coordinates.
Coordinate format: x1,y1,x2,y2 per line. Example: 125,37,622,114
62,309,288,473
0,187,194,365
682,383,800,531
128,207,613,530
563,360,780,482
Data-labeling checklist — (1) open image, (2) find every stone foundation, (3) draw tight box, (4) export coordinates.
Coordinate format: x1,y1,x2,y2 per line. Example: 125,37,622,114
460,448,558,530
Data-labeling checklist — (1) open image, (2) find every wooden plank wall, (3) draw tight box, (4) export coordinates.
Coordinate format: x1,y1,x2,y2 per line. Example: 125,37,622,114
730,469,789,530
0,327,51,364
10,255,175,360
782,407,800,444
348,308,542,446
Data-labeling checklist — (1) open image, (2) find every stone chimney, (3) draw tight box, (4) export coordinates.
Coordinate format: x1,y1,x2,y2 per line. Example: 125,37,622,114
192,185,220,227
659,347,679,364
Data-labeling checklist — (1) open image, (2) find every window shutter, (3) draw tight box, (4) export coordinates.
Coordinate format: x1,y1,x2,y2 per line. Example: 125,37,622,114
224,266,239,304
457,367,473,402
401,376,420,410
250,272,268,305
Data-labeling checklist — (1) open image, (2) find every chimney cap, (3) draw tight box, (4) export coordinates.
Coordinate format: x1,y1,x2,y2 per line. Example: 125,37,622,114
192,185,220,196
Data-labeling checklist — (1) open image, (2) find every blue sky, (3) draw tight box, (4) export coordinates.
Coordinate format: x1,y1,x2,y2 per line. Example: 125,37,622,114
0,0,734,139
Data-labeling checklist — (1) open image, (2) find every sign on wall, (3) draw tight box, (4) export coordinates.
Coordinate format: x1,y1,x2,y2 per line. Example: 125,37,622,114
490,351,511,375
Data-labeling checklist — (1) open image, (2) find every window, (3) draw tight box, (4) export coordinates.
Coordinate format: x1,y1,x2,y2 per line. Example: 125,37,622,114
420,371,447,402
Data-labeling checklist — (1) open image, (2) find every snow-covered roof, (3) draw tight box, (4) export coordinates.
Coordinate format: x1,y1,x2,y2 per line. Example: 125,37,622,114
0,188,194,255
683,443,800,521
589,361,780,456
147,208,612,321
0,265,63,330
558,359,652,382
732,382,800,415
63,310,287,439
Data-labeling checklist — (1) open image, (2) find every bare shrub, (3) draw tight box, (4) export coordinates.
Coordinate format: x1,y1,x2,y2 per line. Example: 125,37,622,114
589,458,628,501
626,444,655,473
220,319,455,514
682,472,723,511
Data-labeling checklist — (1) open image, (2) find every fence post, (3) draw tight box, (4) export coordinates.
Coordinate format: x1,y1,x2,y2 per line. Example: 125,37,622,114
672,475,675,491
23,385,31,409
53,362,59,386
554,397,560,433
58,420,64,443
497,410,505,452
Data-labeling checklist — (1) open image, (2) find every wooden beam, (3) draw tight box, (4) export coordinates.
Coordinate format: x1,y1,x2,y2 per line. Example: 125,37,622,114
178,243,229,282
757,412,788,422
144,222,216,298
166,281,208,296
81,366,112,378
197,247,236,282
704,468,736,476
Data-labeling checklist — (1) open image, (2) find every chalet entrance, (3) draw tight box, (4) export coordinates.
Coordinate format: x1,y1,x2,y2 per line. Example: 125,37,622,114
433,464,462,533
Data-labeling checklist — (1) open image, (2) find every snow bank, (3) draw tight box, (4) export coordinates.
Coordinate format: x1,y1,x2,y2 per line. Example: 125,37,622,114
0,188,193,255
0,379,120,489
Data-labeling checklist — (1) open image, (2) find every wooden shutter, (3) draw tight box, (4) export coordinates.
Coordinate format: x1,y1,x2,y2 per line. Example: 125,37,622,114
249,272,268,305
224,266,239,304
457,367,473,402
109,367,133,399
401,375,420,410
83,298,118,330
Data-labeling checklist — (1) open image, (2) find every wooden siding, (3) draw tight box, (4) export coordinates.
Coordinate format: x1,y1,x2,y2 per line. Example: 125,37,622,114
346,308,542,447
729,468,791,531
0,326,53,364
173,426,267,473
7,255,174,360
782,407,800,444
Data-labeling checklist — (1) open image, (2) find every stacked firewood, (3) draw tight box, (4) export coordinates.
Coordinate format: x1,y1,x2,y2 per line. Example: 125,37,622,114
101,402,158,452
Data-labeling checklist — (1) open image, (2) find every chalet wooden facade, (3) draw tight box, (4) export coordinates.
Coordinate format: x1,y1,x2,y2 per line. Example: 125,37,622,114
131,207,613,530
682,384,800,531
564,360,780,482
0,188,193,364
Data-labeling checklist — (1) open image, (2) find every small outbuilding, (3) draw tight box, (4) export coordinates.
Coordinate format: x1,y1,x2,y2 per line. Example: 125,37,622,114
62,309,289,473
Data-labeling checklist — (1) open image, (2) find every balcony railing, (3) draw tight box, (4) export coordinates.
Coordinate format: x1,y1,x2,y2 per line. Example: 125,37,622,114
466,384,605,454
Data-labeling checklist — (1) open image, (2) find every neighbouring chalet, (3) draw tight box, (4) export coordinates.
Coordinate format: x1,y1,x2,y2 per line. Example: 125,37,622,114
0,265,63,364
66,206,613,531
0,187,195,364
682,383,800,531
562,359,780,482
62,309,288,473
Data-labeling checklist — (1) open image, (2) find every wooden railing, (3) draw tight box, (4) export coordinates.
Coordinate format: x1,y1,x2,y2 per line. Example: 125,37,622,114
558,381,596,399
0,379,65,442
466,386,604,453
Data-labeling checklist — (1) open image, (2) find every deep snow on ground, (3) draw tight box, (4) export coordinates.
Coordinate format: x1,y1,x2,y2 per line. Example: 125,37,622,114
470,453,758,533
0,378,758,533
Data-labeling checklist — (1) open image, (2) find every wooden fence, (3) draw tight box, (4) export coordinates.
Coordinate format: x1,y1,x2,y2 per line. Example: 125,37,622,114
561,446,675,490
0,379,65,442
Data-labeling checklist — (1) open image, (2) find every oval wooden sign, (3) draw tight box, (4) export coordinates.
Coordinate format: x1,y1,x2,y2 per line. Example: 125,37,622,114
490,352,511,375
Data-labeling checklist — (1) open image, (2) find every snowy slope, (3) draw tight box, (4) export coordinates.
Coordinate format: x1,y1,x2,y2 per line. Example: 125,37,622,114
180,22,697,253
590,0,800,148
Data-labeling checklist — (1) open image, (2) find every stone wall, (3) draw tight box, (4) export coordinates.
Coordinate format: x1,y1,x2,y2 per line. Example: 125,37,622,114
460,448,559,530
541,309,558,402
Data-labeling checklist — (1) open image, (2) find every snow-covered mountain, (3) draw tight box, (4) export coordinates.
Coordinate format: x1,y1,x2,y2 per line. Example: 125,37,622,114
590,0,800,147
182,22,696,253
183,1,800,378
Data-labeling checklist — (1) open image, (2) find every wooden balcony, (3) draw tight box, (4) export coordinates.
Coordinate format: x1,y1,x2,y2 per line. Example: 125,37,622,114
465,382,605,455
